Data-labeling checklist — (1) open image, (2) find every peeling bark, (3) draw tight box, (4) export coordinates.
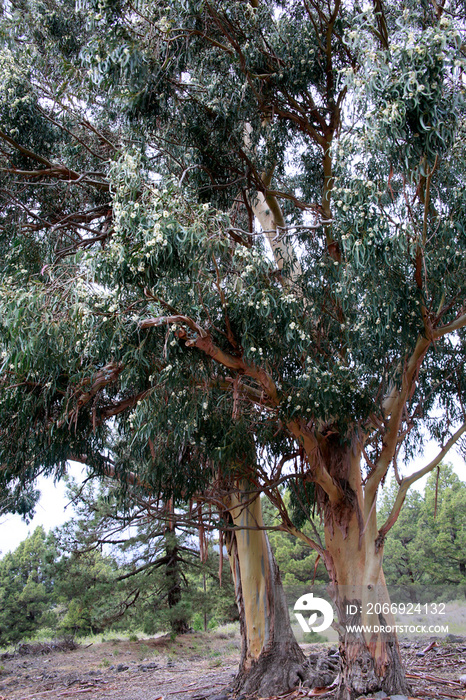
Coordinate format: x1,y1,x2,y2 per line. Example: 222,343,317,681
333,588,408,700
319,441,409,700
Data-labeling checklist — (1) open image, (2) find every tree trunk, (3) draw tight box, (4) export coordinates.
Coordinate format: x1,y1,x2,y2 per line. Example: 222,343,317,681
165,532,190,635
328,539,409,699
224,481,307,696
320,440,409,700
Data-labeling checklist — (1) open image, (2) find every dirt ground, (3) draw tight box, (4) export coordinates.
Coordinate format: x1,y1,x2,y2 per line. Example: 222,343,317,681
0,631,465,700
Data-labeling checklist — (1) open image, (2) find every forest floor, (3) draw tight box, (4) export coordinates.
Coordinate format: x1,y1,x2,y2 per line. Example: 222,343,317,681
0,629,465,700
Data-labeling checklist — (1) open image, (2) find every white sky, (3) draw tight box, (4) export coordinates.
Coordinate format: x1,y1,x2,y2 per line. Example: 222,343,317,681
0,462,85,556
0,443,464,556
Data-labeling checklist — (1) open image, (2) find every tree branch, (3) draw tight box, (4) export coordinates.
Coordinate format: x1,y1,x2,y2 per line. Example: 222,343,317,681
376,421,466,546
287,420,341,502
434,311,466,339
140,315,280,405
365,336,431,516
0,128,53,168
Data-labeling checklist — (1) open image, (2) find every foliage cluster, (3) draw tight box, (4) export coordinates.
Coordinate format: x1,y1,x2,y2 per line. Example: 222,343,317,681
0,0,465,503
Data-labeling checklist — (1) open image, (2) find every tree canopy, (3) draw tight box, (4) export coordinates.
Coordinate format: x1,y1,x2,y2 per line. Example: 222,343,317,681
1,0,465,489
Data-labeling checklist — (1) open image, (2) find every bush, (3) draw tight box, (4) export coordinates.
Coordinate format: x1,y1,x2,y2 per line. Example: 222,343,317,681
192,613,204,631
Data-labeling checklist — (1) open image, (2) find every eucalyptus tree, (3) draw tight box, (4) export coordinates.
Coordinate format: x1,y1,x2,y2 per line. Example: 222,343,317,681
1,0,466,699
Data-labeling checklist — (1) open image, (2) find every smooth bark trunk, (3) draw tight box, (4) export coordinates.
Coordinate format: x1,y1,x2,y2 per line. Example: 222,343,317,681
224,481,307,696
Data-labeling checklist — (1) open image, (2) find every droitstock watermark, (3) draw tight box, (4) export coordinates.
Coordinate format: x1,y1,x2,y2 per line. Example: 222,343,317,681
292,586,459,637
294,593,334,633
346,624,449,634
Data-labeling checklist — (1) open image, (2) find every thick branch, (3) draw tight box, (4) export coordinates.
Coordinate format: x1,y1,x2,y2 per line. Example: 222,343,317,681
140,315,280,404
97,388,152,423
365,336,431,515
57,363,124,428
67,454,144,488
434,311,466,339
0,128,53,168
0,129,109,191
287,420,341,502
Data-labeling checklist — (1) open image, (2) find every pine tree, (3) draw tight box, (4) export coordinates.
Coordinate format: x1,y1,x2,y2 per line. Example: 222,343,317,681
53,478,233,636
0,527,55,644
379,465,466,598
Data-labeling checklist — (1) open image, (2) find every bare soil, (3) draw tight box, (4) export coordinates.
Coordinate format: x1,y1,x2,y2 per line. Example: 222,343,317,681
0,632,464,700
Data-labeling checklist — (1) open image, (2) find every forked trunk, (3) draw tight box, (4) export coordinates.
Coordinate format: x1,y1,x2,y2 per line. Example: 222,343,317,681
321,440,409,700
224,481,307,696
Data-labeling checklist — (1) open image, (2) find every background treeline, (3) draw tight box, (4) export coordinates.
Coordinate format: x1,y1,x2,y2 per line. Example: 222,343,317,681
0,479,238,645
0,465,464,646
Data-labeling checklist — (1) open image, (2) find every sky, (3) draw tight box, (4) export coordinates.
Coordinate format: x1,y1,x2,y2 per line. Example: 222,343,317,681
0,462,85,556
0,441,464,556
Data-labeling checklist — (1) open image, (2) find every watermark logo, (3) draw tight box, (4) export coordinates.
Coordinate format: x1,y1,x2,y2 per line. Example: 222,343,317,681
294,593,334,633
